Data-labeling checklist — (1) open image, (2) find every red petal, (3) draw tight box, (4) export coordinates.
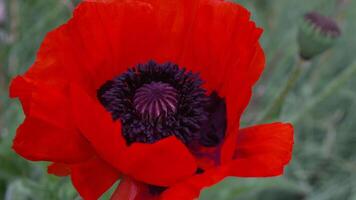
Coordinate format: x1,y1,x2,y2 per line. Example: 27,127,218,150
71,156,121,200
11,78,93,164
63,0,163,90
111,168,229,200
161,122,292,199
12,0,265,117
161,166,230,200
10,75,82,131
221,46,266,163
13,117,93,163
191,145,221,170
26,81,74,129
10,76,78,129
110,170,229,200
229,122,294,177
9,76,35,115
48,163,71,177
71,84,197,187
27,0,261,92
13,0,264,97
123,137,197,186
70,84,126,169
110,177,157,200
116,124,292,199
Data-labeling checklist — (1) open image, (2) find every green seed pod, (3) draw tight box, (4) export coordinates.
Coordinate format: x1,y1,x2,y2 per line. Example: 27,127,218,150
298,12,341,60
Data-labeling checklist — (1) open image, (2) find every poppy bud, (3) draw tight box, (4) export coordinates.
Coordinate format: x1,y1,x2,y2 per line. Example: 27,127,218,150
298,11,341,60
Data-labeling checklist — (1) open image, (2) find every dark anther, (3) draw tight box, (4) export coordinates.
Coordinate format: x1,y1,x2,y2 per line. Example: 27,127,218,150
97,61,227,148
199,92,227,147
97,61,209,145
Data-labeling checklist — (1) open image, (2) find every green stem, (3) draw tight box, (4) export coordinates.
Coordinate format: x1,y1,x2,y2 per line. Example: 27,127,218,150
259,57,308,122
290,61,356,123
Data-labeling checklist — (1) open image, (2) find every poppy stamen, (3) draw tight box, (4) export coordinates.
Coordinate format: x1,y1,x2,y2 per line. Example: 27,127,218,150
97,61,210,145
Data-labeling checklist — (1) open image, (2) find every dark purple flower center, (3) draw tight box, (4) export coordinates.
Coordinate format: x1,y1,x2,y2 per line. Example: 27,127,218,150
134,82,178,119
97,61,227,147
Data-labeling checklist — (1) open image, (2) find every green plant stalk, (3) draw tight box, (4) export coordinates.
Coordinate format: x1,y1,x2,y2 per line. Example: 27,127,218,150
259,57,307,122
291,61,356,123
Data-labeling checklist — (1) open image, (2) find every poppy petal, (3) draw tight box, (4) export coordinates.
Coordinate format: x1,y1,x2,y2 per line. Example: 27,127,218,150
48,163,71,177
71,84,197,186
13,0,264,97
175,0,260,92
161,166,230,200
221,45,266,163
70,84,126,170
13,117,93,163
64,0,262,92
9,76,35,115
110,169,230,200
25,81,74,129
15,24,93,92
110,177,157,200
229,122,294,177
11,78,94,164
161,122,292,200
71,156,121,200
64,0,162,90
122,137,198,186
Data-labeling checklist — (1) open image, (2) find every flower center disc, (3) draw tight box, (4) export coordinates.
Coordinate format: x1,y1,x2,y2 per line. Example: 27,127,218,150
134,82,178,119
97,61,226,145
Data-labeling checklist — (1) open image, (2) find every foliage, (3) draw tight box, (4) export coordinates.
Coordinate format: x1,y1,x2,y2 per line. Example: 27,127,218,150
0,0,355,199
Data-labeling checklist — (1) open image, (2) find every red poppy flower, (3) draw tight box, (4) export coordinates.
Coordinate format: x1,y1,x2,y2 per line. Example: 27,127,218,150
10,0,294,199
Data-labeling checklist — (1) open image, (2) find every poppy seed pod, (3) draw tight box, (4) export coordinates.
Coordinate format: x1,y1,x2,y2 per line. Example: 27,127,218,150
298,12,341,60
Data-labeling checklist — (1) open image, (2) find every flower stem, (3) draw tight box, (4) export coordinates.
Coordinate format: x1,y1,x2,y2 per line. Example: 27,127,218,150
259,57,308,122
290,61,356,123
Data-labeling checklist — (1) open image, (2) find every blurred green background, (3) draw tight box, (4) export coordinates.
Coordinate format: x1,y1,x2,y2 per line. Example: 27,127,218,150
0,0,355,199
